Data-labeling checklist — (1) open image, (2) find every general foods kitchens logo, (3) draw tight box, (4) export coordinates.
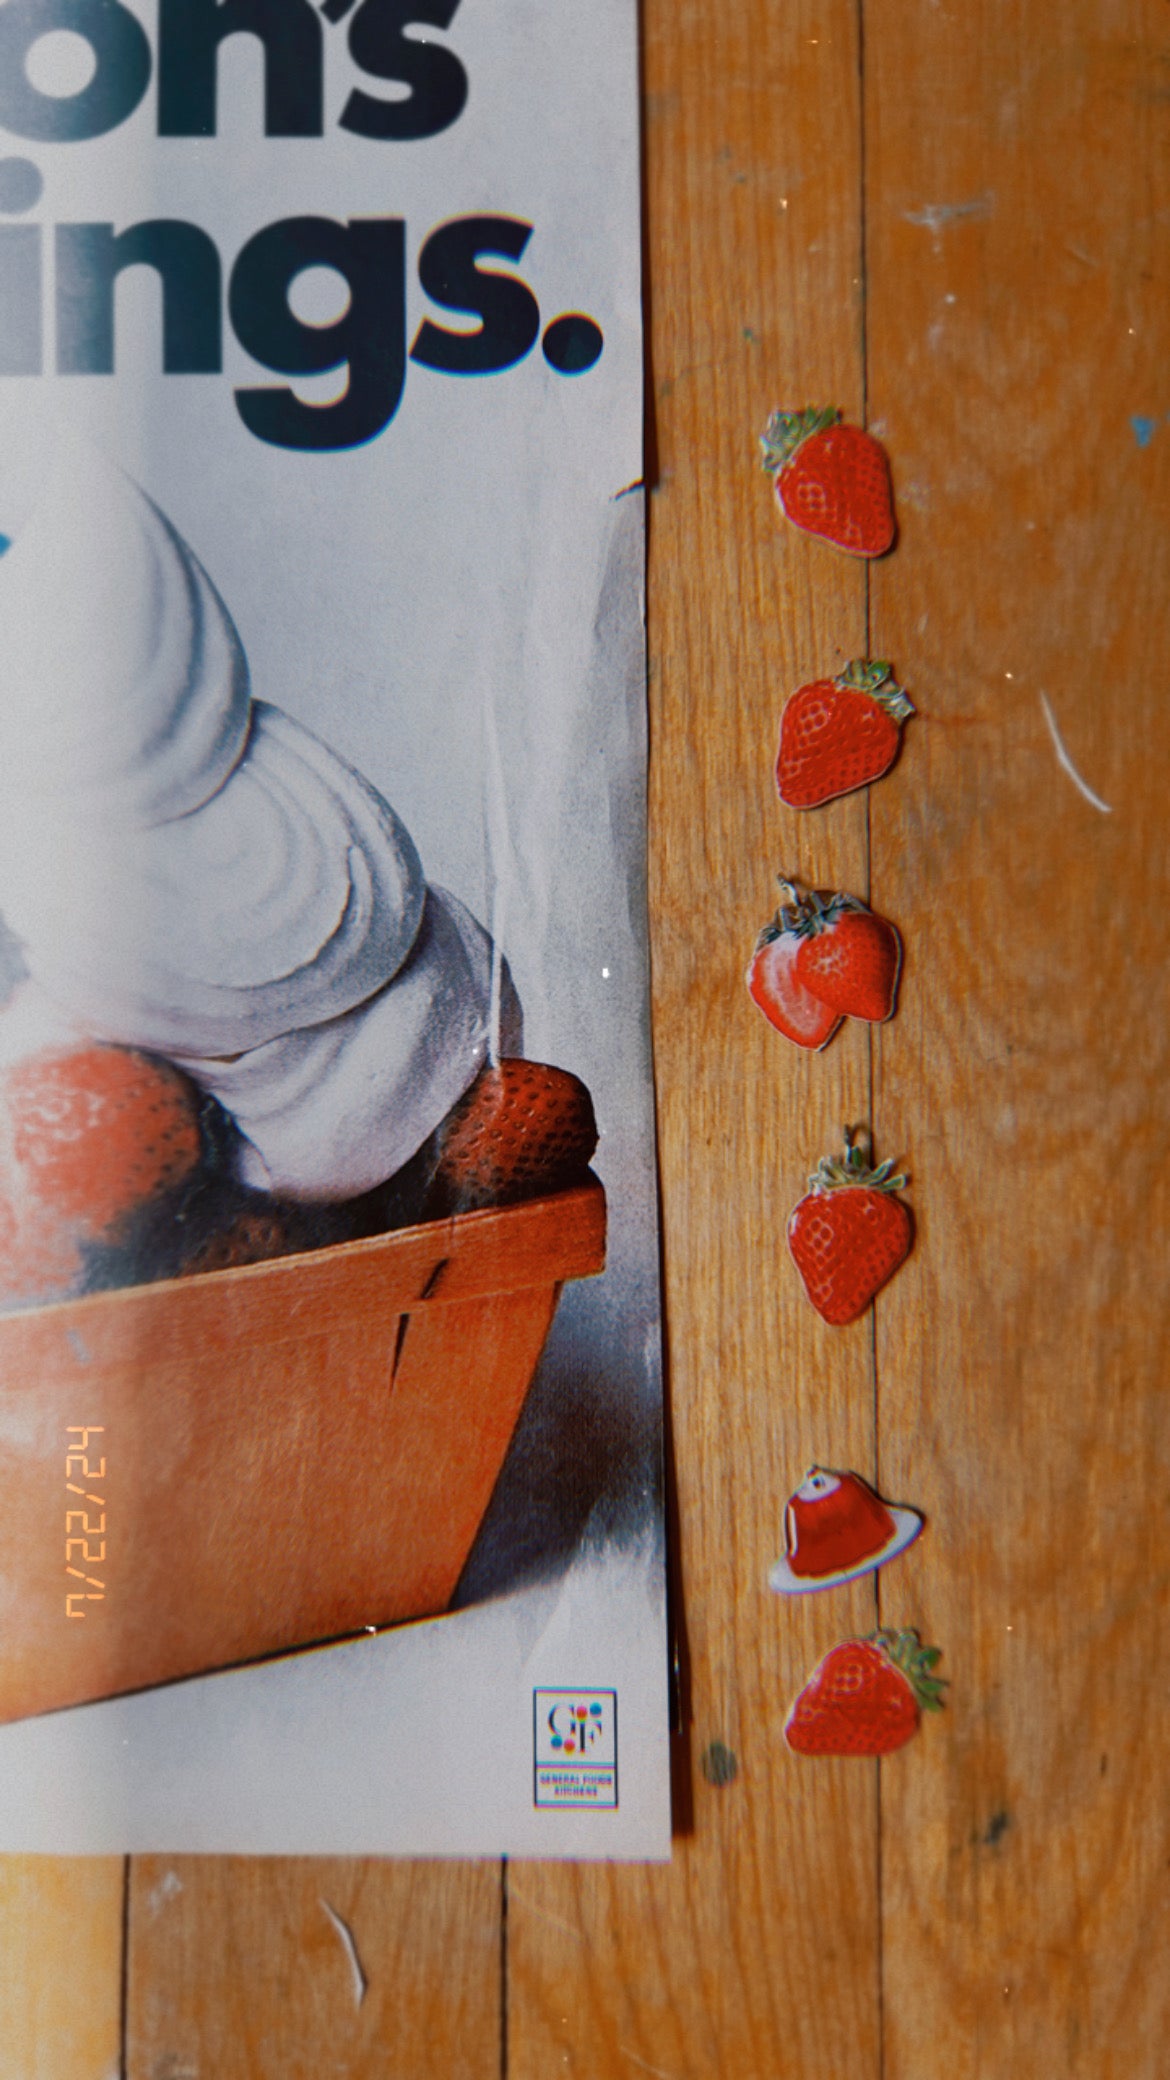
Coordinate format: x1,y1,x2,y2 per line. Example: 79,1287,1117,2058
533,1689,617,1810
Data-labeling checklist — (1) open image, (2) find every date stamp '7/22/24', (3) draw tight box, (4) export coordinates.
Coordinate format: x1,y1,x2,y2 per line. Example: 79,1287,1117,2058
65,1427,106,1619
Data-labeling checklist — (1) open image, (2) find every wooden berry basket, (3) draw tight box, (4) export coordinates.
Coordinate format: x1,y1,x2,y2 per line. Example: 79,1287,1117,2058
0,1178,605,1725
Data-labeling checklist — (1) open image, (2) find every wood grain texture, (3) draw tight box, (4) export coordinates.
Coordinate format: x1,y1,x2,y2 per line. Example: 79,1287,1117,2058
864,5,1170,2073
0,1856,124,2080
125,1857,501,2080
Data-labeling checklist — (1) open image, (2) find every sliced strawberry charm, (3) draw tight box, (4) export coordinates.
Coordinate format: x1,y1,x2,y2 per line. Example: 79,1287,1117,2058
748,880,901,1046
777,659,914,809
760,406,896,557
788,1130,912,1325
746,881,843,1053
785,1629,946,1757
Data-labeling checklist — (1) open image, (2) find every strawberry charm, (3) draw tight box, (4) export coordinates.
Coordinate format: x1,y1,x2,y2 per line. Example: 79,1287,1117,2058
788,1131,912,1325
777,659,914,809
785,1629,946,1757
760,407,896,557
747,880,900,1047
746,884,842,1053
791,890,900,1023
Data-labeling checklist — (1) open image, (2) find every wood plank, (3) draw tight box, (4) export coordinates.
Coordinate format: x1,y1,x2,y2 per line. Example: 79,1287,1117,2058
509,3,884,2074
125,1856,501,2080
0,1856,124,2080
864,3,1170,2073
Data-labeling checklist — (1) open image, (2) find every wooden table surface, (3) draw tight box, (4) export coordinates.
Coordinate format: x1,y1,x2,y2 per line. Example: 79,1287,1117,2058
4,2,1169,2074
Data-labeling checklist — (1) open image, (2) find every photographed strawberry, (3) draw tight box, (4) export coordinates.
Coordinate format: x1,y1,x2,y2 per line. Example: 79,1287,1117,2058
785,1629,946,1757
790,889,901,1024
425,1058,599,1216
6,1044,201,1231
776,659,914,808
760,407,895,557
746,880,842,1052
178,1202,300,1277
0,1043,204,1310
787,1131,912,1325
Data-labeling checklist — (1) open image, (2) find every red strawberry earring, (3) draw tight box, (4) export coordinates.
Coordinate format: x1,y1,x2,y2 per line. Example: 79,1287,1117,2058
784,1630,946,1757
747,877,901,1051
776,659,914,808
787,1127,912,1325
760,407,896,558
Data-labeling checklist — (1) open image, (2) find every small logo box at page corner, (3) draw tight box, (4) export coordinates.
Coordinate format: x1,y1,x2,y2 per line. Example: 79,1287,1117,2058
533,1689,618,1809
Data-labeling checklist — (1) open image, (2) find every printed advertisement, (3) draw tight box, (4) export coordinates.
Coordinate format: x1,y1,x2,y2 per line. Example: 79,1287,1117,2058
0,0,669,1858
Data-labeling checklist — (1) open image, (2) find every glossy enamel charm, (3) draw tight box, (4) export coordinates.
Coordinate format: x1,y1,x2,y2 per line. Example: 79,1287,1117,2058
769,1468,923,1594
787,1131,912,1325
784,1630,946,1757
776,659,914,808
747,878,901,1051
760,408,896,558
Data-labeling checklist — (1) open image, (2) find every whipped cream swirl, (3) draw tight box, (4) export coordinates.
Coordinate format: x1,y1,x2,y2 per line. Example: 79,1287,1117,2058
177,889,518,1199
0,429,250,825
0,428,507,1197
0,703,426,1057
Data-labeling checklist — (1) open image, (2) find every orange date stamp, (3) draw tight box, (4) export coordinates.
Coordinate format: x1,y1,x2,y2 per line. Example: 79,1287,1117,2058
65,1426,106,1618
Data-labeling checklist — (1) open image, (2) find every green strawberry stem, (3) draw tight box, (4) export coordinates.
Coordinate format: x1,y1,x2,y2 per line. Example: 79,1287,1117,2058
807,1126,907,1195
836,658,915,721
870,1628,947,1712
774,876,868,940
759,404,839,475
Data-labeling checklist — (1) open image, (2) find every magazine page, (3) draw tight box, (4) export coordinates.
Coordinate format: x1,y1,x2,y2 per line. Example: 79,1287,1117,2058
0,0,669,1858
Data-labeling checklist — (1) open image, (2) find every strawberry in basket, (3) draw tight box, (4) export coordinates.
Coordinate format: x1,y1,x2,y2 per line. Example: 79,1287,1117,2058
424,1058,599,1217
0,1040,204,1309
